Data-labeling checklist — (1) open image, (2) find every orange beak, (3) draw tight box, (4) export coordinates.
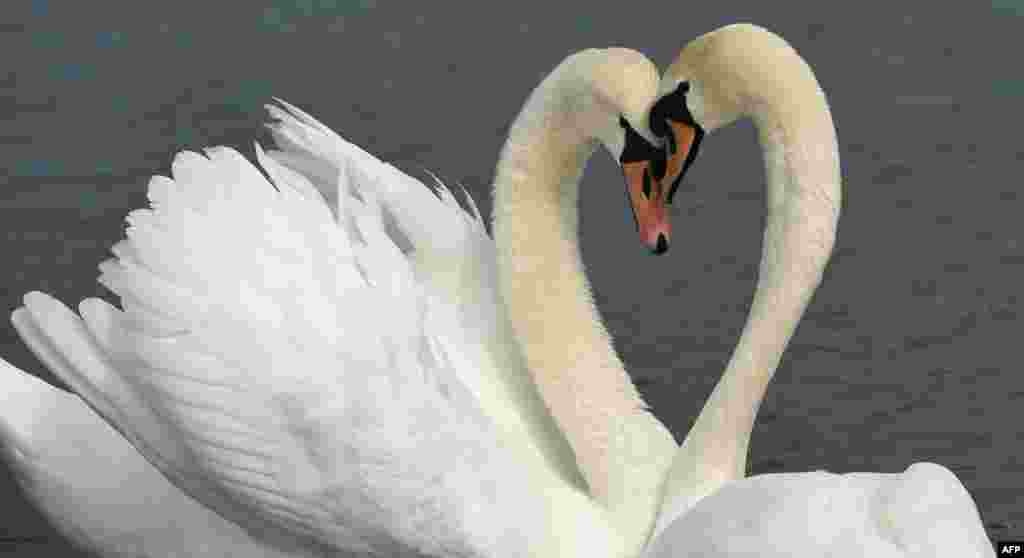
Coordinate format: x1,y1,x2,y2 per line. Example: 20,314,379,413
661,119,704,205
622,161,670,254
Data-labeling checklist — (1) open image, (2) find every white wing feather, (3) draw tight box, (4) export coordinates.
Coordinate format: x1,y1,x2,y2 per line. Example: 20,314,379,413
7,103,560,557
261,100,581,489
0,339,312,558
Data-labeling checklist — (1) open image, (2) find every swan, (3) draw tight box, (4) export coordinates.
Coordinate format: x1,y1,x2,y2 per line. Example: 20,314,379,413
0,47,675,557
0,23,995,557
636,24,993,557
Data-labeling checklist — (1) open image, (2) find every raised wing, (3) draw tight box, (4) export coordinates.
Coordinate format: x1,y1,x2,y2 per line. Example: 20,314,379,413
6,103,562,556
261,102,580,489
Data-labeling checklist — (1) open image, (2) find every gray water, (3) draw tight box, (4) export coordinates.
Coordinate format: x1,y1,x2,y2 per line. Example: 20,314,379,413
0,1,1020,555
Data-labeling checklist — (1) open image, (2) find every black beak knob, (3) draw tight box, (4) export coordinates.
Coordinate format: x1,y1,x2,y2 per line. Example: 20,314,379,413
652,233,669,255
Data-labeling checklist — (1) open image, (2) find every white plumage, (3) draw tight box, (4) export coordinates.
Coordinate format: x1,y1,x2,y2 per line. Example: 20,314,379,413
645,464,993,557
3,100,568,557
0,27,996,558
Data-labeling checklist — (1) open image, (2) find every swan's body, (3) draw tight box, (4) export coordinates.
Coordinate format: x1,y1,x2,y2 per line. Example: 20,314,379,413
0,49,671,557
644,463,993,557
0,24,994,558
491,50,677,547
637,24,992,557
650,22,844,526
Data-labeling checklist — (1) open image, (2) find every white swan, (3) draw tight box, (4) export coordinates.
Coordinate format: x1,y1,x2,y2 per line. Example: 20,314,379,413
0,48,674,557
636,24,993,557
0,24,995,558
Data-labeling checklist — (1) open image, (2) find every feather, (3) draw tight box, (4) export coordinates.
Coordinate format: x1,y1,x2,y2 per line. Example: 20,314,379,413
3,101,556,557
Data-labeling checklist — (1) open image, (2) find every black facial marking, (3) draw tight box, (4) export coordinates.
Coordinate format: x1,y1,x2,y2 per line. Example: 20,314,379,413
618,116,666,180
641,166,651,199
650,151,666,181
667,126,703,205
649,81,706,204
650,82,697,137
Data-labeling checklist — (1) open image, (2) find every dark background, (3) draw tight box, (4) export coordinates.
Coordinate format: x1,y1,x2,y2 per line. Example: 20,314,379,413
1,1,1020,555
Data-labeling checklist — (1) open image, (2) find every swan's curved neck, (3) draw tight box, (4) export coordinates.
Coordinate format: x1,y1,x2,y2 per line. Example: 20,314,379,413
656,34,841,535
492,68,677,552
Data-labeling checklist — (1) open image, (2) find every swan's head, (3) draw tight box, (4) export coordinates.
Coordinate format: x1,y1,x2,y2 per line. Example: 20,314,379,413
650,23,783,205
571,48,671,254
